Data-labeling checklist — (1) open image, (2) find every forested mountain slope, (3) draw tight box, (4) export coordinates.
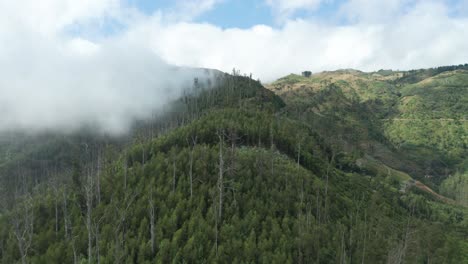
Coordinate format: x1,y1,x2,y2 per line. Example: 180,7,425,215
268,67,467,192
0,69,467,263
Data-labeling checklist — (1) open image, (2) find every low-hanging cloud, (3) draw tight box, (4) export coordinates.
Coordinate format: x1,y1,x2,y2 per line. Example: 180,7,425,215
0,1,223,135
0,33,210,134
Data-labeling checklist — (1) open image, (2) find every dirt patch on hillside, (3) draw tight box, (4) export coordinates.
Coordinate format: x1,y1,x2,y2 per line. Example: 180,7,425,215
413,181,456,204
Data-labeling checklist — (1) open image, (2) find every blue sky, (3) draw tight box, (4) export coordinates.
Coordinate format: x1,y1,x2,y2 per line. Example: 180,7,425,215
195,1,275,28
127,0,348,28
130,0,275,27
124,0,465,28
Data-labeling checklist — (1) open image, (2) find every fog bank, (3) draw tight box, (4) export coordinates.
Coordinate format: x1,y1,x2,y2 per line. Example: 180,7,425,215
0,36,212,134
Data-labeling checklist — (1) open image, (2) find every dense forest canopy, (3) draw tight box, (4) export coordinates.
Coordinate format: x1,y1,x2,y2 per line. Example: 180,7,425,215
0,67,467,263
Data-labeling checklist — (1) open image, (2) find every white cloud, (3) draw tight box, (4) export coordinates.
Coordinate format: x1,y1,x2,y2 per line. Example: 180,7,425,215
0,0,121,35
266,0,324,21
124,1,468,81
0,33,209,134
1,0,468,133
172,0,224,21
67,38,101,56
143,0,224,23
338,0,414,23
0,0,214,134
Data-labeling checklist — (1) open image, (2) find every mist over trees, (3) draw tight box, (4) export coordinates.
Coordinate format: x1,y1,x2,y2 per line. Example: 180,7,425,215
0,42,220,135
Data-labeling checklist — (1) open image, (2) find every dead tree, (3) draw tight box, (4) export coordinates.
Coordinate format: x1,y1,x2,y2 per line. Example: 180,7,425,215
227,128,240,178
62,187,69,239
322,134,344,223
187,135,198,199
148,185,156,256
212,193,219,259
49,170,61,238
93,215,105,264
11,194,34,264
172,149,177,193
96,148,102,205
62,185,78,264
386,205,415,264
112,191,137,264
83,166,95,264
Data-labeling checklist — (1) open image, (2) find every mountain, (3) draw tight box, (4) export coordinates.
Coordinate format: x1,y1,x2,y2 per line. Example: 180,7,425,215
0,68,467,263
268,67,467,182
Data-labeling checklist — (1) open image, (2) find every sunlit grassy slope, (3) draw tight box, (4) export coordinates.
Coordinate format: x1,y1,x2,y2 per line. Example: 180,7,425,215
267,67,467,199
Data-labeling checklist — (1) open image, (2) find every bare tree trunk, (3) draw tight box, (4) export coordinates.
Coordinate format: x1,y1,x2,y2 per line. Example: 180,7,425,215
149,186,156,256
50,169,60,238
11,194,34,264
228,129,238,178
94,220,102,264
187,135,197,199
62,184,76,264
96,149,102,205
112,192,137,263
63,188,69,239
399,208,413,264
84,168,94,264
340,229,346,264
123,151,128,191
71,235,78,264
54,188,59,237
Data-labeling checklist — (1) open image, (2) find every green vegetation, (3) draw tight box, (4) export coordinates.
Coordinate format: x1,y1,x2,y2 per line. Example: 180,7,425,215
0,67,467,263
269,67,467,184
441,171,468,207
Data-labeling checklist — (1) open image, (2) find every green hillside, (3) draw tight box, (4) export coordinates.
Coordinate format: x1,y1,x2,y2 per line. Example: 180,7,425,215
0,69,467,263
268,68,467,186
